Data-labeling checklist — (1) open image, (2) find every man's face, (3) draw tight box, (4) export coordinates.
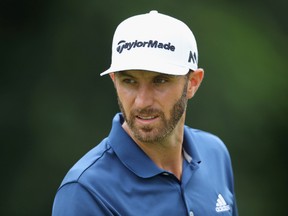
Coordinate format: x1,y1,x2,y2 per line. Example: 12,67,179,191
111,70,190,143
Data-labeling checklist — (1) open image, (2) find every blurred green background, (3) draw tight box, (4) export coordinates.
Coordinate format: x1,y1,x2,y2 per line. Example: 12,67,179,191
1,0,287,215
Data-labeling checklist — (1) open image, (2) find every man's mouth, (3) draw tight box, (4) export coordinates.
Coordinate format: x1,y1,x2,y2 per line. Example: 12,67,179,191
137,115,157,120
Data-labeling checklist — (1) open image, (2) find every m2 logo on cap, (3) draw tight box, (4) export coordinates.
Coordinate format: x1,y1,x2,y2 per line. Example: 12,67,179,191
117,40,175,54
188,51,197,64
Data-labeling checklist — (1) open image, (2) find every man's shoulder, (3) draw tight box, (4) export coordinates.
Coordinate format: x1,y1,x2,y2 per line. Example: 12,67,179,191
192,127,224,141
59,138,112,188
185,126,230,156
186,126,224,142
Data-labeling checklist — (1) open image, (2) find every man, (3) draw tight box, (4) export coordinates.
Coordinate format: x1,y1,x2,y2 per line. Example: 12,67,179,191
52,10,238,216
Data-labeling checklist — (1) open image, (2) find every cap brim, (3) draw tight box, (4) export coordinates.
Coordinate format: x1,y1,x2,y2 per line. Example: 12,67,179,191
100,62,192,76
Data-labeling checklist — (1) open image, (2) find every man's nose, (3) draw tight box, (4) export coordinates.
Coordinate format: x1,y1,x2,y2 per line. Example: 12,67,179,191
134,84,154,109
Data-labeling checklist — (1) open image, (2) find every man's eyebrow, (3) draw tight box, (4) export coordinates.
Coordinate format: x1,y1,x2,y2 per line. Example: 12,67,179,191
154,74,179,79
158,74,177,78
115,71,134,78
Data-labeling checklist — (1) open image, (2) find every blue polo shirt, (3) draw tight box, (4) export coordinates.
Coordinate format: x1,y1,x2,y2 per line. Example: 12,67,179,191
52,113,238,216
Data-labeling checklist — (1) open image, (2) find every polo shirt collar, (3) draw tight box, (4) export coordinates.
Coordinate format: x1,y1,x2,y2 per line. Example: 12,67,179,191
183,125,202,166
108,113,162,178
108,113,201,178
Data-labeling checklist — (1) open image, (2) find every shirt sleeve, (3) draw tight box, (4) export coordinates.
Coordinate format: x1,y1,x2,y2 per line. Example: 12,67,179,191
233,194,239,216
52,182,115,216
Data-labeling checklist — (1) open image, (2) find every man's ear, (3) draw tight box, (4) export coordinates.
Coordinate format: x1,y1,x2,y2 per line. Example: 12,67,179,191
109,73,115,82
186,68,204,99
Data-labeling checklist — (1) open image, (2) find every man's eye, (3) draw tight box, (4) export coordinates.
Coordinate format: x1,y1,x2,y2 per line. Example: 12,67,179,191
154,78,167,84
123,79,136,84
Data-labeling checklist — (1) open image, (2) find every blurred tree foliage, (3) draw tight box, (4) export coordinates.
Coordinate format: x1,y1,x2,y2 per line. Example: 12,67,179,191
0,0,287,215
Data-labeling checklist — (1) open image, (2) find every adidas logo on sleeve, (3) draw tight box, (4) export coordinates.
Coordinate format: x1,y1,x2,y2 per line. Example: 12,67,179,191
215,194,231,212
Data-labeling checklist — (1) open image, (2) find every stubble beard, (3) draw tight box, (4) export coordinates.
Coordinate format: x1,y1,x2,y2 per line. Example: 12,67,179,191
118,80,188,144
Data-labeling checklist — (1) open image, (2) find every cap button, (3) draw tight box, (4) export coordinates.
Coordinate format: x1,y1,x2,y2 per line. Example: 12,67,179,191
149,10,158,14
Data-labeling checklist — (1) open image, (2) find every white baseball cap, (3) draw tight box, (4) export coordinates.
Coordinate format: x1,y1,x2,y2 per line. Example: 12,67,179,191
100,10,198,76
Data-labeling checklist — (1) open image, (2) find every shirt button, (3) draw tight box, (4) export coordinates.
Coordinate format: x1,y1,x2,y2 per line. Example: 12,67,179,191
189,211,194,216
